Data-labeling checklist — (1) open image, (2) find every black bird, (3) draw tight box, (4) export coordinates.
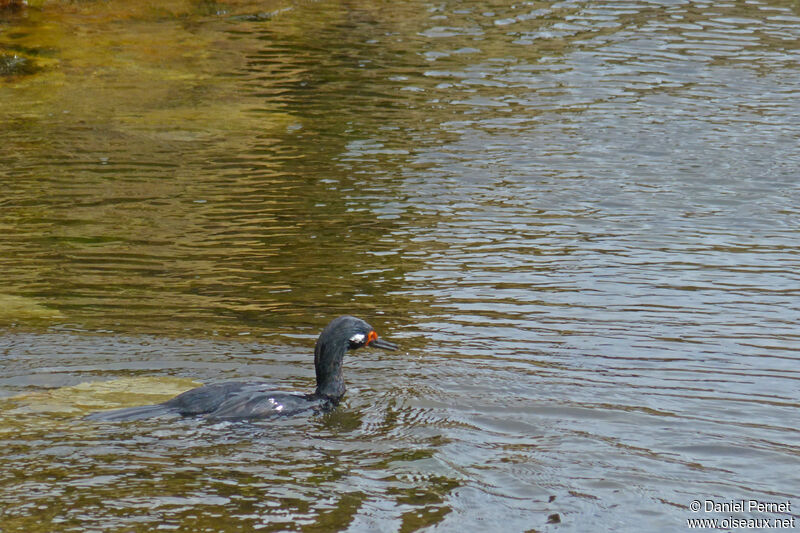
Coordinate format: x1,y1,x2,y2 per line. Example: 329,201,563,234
87,316,398,421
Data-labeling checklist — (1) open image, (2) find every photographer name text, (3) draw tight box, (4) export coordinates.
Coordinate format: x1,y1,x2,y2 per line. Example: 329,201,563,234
690,499,792,514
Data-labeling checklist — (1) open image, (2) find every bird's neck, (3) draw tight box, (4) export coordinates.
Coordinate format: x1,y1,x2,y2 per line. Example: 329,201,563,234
314,340,347,400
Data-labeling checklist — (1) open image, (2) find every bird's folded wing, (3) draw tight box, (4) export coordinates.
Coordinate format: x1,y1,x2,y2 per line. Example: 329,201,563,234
206,391,308,420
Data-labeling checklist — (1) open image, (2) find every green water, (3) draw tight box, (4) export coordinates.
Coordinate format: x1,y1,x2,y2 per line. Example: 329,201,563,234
1,0,799,531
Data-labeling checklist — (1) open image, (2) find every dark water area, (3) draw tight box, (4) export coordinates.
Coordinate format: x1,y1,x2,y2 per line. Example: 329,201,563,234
1,0,799,531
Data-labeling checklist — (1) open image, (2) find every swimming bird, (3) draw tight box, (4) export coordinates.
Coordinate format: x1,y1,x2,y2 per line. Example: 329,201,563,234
87,316,398,421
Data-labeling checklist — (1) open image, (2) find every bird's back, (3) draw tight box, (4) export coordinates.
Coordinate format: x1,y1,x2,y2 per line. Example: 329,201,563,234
87,382,329,422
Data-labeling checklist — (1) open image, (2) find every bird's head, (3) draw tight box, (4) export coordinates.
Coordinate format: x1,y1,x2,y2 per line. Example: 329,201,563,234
340,317,399,352
313,315,398,399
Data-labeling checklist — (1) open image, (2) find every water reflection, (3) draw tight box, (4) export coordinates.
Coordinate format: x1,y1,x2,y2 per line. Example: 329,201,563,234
1,0,799,531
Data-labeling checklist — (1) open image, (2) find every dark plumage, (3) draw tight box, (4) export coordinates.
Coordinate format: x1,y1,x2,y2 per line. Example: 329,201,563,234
87,316,397,421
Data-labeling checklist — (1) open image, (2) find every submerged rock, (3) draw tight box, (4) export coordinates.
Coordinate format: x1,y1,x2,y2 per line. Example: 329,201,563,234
0,377,204,418
0,294,62,320
0,0,26,11
0,53,40,76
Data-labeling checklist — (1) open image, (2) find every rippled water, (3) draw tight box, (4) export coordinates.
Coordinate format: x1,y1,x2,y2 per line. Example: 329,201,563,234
1,0,799,531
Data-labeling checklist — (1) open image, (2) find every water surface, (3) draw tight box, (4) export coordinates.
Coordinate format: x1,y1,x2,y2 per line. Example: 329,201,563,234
1,0,799,531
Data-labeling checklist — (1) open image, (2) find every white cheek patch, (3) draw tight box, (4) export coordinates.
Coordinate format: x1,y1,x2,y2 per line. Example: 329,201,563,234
349,333,366,344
